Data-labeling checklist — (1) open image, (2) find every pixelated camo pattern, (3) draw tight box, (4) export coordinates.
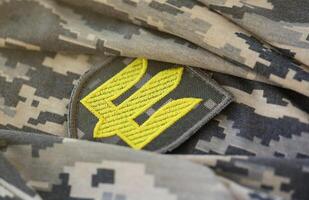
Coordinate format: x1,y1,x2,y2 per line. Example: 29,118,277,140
1,130,282,200
173,73,309,158
0,0,309,200
0,49,99,135
57,0,309,96
198,0,309,67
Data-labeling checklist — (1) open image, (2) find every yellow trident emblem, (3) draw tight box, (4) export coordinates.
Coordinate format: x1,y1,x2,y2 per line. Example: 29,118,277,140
81,58,202,149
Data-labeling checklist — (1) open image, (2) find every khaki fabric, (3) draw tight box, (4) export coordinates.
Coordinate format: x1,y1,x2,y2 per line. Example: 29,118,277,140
0,1,308,200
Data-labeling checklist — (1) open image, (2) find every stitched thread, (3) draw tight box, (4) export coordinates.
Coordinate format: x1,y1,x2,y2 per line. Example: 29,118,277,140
81,58,202,149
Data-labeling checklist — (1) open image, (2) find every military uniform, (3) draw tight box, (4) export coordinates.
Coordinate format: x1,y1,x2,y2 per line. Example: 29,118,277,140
0,1,308,200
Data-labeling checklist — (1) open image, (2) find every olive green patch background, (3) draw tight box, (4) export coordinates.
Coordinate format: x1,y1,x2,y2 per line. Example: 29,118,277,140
69,57,232,152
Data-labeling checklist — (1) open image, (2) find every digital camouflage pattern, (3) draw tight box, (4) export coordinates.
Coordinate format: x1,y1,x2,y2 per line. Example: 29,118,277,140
198,0,309,67
0,0,270,83
0,0,308,200
1,130,280,200
0,49,95,135
57,0,309,96
184,155,309,200
173,72,309,158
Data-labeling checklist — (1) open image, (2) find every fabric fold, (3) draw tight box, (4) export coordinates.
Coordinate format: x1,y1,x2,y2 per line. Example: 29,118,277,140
56,0,309,96
1,0,308,95
183,155,309,200
0,153,42,200
0,130,235,200
198,0,309,68
0,0,270,85
173,72,309,158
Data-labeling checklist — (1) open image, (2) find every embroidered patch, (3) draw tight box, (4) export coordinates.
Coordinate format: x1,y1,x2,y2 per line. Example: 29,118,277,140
68,57,232,152
80,58,202,149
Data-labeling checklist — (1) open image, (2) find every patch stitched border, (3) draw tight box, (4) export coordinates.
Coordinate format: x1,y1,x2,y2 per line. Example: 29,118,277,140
80,58,202,149
68,57,233,153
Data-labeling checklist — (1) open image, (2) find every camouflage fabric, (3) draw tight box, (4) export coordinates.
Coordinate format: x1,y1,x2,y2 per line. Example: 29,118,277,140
0,151,41,200
184,155,309,200
1,130,274,200
0,49,95,135
57,0,309,96
198,0,309,68
0,0,270,84
173,72,309,158
0,0,309,200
